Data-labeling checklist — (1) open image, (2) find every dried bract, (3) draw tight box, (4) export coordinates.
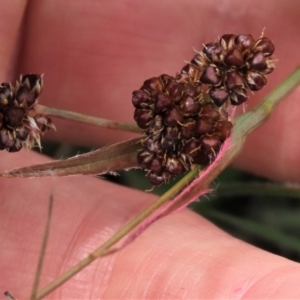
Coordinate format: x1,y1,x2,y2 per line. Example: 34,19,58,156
0,74,54,152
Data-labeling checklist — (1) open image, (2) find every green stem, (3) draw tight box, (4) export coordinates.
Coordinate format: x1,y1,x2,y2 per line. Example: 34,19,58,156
35,104,142,133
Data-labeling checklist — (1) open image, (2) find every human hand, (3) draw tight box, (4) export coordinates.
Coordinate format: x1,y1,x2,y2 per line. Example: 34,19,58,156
1,1,300,299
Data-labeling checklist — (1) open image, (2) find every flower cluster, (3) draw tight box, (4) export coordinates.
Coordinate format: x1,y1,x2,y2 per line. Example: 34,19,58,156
0,74,54,152
187,34,275,106
133,33,275,186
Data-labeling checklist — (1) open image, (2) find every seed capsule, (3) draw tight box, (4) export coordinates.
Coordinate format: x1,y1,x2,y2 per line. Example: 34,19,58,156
246,72,267,91
209,87,229,107
166,157,185,176
181,119,196,140
235,34,254,51
253,37,275,56
220,34,236,51
196,117,214,136
147,157,164,174
179,95,200,116
134,109,154,129
214,121,233,141
141,77,164,92
165,81,184,101
200,65,222,85
154,93,173,113
147,171,165,186
164,106,184,126
203,43,223,62
224,48,244,68
4,107,26,129
132,90,151,108
201,135,221,155
225,71,245,90
247,51,267,71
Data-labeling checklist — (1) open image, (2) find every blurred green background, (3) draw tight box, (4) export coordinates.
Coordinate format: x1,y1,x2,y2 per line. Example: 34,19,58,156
38,141,300,263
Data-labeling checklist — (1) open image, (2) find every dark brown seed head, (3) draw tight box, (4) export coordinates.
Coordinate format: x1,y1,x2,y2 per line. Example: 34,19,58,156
183,83,200,98
165,81,184,101
201,134,221,155
200,103,220,121
220,34,236,51
137,150,153,166
193,153,210,165
253,37,275,56
146,137,162,153
181,64,201,81
235,34,254,51
132,90,152,108
225,70,245,90
141,77,164,93
191,53,207,70
0,83,13,107
4,107,26,129
21,74,43,99
16,86,36,107
164,126,181,140
183,139,201,157
159,74,174,86
134,109,154,129
209,87,229,107
200,65,222,85
150,115,164,132
179,95,200,116
0,129,15,147
166,157,185,176
214,120,233,141
181,119,196,140
247,51,267,71
246,71,267,91
147,171,165,186
154,93,173,113
203,43,223,62
175,73,194,84
161,136,176,152
15,125,31,141
230,91,248,105
147,157,164,174
164,106,184,126
196,117,214,136
224,48,244,68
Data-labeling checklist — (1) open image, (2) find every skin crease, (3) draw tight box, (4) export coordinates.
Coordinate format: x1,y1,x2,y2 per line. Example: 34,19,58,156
0,0,300,299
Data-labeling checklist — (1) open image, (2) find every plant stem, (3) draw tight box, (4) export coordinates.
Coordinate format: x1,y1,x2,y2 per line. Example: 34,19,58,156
35,104,142,133
30,195,53,300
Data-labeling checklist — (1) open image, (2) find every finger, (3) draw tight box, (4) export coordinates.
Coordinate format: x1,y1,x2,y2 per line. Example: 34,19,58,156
1,150,300,299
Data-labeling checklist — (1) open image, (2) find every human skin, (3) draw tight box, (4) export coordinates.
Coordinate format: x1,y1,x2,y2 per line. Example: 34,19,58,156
0,0,300,299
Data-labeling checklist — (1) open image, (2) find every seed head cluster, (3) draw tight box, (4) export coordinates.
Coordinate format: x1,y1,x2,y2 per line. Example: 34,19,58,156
0,74,54,152
133,33,276,186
